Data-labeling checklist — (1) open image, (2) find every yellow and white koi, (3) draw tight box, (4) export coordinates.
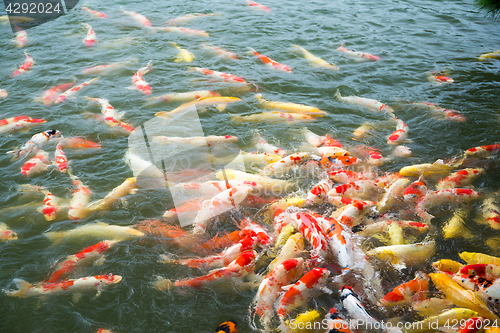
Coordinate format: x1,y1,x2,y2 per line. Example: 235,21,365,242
170,42,195,62
353,123,374,139
405,308,479,333
153,135,238,147
477,197,500,230
367,241,436,270
0,222,17,242
335,89,394,114
290,44,338,69
155,96,241,117
432,259,464,275
479,51,500,61
459,252,500,267
436,168,484,190
337,45,380,61
254,132,286,157
120,7,151,27
87,178,137,213
54,77,98,104
54,142,68,173
215,169,294,194
232,112,316,124
241,151,282,166
200,43,238,60
443,208,474,239
255,94,327,115
82,23,97,47
376,178,410,213
147,90,220,105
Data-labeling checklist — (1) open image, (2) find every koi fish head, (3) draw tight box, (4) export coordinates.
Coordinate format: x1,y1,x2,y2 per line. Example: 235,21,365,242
95,274,122,285
1,229,18,241
214,320,238,333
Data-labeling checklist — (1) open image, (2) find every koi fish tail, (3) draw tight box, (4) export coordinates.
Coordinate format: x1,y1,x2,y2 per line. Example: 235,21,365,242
151,276,174,291
247,47,257,56
334,89,342,100
5,279,33,297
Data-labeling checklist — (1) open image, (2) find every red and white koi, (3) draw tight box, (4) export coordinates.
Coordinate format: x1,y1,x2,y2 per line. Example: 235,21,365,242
192,186,254,234
82,23,97,47
46,240,117,283
436,168,484,190
339,286,380,326
248,48,292,72
201,43,238,60
253,258,305,329
0,222,17,242
147,90,220,105
277,268,330,321
14,29,27,47
154,26,209,37
332,200,376,228
466,144,500,158
335,89,394,114
254,132,286,157
172,180,261,197
306,180,333,205
260,152,310,176
12,50,34,77
120,7,151,27
68,178,92,220
413,101,466,122
328,169,375,183
368,241,436,270
8,130,60,161
41,191,62,221
54,77,98,104
378,272,429,308
403,180,429,201
166,13,221,25
6,274,122,299
387,118,409,145
416,188,480,222
0,88,7,98
85,97,125,127
82,6,108,19
337,45,380,61
36,81,75,105
153,250,256,290
459,264,500,280
247,0,271,12
290,211,329,262
0,116,46,134
190,67,247,84
54,142,68,173
268,233,304,272
428,72,454,84
132,61,153,95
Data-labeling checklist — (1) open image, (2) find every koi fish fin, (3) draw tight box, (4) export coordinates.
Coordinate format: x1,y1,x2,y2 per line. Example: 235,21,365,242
392,262,407,271
281,283,294,291
215,104,227,112
72,293,83,303
247,47,257,56
254,93,263,102
151,276,174,291
5,278,33,297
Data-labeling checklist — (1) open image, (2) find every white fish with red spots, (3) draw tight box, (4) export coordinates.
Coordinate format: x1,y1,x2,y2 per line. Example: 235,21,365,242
0,116,46,135
54,78,98,104
82,23,97,47
337,45,380,61
387,118,409,145
120,7,151,27
416,188,480,222
11,50,34,77
68,178,92,220
147,90,220,105
132,61,153,95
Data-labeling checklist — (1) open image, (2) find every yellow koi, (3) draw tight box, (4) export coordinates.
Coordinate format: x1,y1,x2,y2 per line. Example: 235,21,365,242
254,94,327,115
231,112,317,124
432,259,464,274
170,42,195,62
443,208,474,239
405,308,479,333
399,158,462,177
479,51,500,61
459,252,500,266
267,233,304,272
367,241,435,270
290,44,338,70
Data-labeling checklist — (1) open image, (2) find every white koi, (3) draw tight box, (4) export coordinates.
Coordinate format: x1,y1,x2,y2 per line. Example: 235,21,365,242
87,178,137,213
335,89,394,114
154,26,209,37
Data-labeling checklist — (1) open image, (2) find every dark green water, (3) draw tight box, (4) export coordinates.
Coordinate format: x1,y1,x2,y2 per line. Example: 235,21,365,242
1,0,500,332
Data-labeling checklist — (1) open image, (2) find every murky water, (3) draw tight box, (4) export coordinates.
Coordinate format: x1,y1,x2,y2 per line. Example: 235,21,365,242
1,0,500,332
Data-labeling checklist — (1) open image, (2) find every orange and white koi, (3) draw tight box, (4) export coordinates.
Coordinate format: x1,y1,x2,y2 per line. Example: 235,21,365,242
11,50,34,77
41,191,63,221
215,169,293,194
332,200,376,228
339,286,379,326
323,308,352,333
428,72,454,84
36,81,75,105
357,220,429,238
378,272,429,308
232,112,316,124
403,180,429,201
328,169,375,184
254,132,286,157
335,89,393,114
248,48,292,72
239,218,271,245
120,7,151,27
166,13,221,25
413,101,466,122
0,116,46,134
190,67,247,84
0,88,7,98
305,180,333,205
8,130,59,162
317,214,354,270
82,6,108,19
85,97,126,128
82,23,97,47
14,29,27,47
147,90,220,105
277,268,330,321
0,223,17,242
173,180,260,197
255,94,326,115
153,250,256,290
387,118,409,145
132,61,153,95
290,44,338,69
58,137,101,150
201,43,238,60
316,146,349,159
328,181,383,202
6,274,122,299
290,211,329,262
162,197,204,219
192,186,254,234
154,26,209,37
260,152,310,176
253,258,305,329
337,45,380,61
416,188,480,221
68,178,92,220
54,78,98,104
53,142,68,173
436,168,484,190
46,240,117,283
367,241,436,270
247,0,271,12
466,144,500,158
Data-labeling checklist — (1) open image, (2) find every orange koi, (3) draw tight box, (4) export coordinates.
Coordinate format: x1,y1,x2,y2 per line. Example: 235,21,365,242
248,48,292,72
378,272,429,307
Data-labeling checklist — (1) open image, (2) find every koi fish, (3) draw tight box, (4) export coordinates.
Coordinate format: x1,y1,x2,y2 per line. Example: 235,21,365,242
305,180,332,205
290,211,329,262
12,50,34,77
416,188,480,222
147,90,220,105
459,264,500,280
353,123,373,139
378,272,429,307
323,308,352,333
35,81,75,105
255,94,326,115
453,273,500,304
477,197,500,230
247,0,271,12
340,286,382,330
429,273,498,320
328,181,383,202
0,116,46,134
290,44,338,69
170,42,195,63
81,59,135,75
392,145,412,158
41,191,63,221
406,308,480,333
0,88,7,98
215,169,293,193
399,158,462,177
387,118,409,145
261,152,310,177
337,45,380,61
201,43,238,60
356,220,429,238
286,310,322,333
85,97,127,129
189,67,247,84
318,215,354,270
248,48,292,72
432,259,464,275
155,97,241,117
428,72,454,84
14,29,27,47
436,168,484,190
479,51,500,61
466,144,500,158
167,13,221,25
268,233,304,272
459,317,485,333
58,137,101,149
0,222,17,242
459,252,500,267
376,178,410,213
154,26,209,37
120,7,151,27
54,78,99,104
44,221,144,245
54,142,68,173
328,169,375,184
87,177,137,213
277,268,330,322
68,178,92,220
411,297,455,318
443,208,474,239
132,61,153,95
8,130,60,161
303,128,325,147
214,320,238,333
335,89,393,113
153,250,256,290
154,135,238,147
46,240,117,283
172,180,260,197
403,180,429,201
82,23,97,47
332,200,376,228
6,274,122,300
241,151,282,166
232,112,316,124
82,6,108,19
254,132,286,157
412,101,466,122
367,241,436,270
